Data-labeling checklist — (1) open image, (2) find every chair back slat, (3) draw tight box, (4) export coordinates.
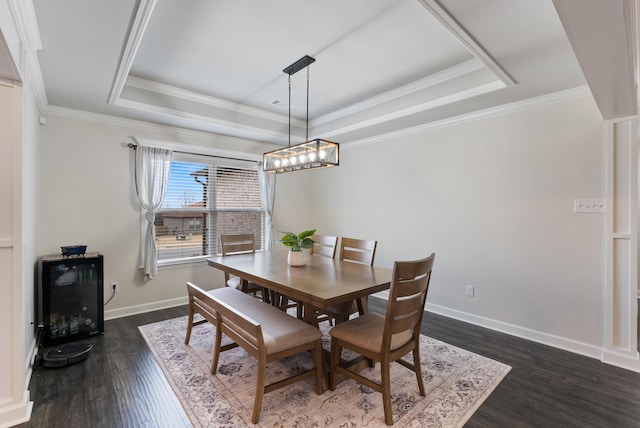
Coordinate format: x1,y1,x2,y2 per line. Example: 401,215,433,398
384,254,435,342
339,237,377,266
310,234,338,258
391,294,425,318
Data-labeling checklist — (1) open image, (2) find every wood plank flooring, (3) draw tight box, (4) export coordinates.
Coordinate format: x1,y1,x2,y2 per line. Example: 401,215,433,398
17,299,640,427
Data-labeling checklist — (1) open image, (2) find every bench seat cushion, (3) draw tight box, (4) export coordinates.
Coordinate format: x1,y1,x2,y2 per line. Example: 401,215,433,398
209,287,321,355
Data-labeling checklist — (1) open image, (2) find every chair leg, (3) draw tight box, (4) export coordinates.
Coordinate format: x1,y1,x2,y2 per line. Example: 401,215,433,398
184,307,194,344
260,287,271,304
252,359,267,424
412,348,426,396
381,360,393,425
330,340,341,390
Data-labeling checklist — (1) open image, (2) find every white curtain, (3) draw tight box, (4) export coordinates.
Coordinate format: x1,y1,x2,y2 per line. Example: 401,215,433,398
258,163,276,251
135,144,172,279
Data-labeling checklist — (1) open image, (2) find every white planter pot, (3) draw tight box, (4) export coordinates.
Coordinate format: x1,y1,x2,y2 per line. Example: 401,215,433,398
287,250,306,267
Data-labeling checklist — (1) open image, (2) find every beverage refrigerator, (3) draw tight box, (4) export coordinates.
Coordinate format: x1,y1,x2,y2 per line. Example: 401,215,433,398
38,252,104,347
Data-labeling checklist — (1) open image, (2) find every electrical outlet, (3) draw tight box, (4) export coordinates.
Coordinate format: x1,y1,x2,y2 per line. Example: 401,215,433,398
466,284,475,297
574,199,606,213
111,281,119,292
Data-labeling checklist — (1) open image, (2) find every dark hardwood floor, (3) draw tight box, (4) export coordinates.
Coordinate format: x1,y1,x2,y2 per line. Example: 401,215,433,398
17,299,640,428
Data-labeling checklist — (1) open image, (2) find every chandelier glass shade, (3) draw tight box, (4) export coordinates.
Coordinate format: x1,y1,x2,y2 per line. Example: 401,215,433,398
263,55,339,174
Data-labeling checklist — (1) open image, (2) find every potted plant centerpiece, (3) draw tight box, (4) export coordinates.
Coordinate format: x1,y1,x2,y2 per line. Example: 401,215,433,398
280,229,316,266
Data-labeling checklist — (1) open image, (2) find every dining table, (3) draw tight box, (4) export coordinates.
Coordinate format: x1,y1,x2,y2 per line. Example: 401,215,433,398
206,250,393,327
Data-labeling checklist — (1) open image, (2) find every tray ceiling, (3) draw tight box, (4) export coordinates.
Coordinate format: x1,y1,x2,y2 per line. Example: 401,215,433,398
32,0,587,146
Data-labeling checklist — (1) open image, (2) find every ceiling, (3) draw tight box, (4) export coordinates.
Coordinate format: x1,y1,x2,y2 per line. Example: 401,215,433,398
25,0,611,147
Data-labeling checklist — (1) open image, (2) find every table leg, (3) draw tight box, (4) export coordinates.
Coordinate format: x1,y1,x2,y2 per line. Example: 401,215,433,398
302,302,320,328
356,295,368,315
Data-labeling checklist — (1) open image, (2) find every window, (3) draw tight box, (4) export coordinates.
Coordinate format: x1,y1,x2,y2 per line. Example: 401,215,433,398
155,154,264,263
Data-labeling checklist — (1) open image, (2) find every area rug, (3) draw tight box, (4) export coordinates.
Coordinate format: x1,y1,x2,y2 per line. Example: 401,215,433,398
139,316,510,427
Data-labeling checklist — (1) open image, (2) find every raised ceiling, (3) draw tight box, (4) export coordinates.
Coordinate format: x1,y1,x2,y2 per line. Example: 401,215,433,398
32,0,587,147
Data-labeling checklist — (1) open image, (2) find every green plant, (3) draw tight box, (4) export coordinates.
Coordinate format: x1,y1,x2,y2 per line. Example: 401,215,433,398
280,229,316,252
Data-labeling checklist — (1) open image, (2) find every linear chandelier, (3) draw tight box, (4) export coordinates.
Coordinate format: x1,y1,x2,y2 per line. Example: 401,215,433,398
263,55,339,174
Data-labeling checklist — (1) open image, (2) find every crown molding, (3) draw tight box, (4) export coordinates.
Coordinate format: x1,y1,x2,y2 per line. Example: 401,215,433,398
313,58,486,127
5,0,48,109
115,97,289,143
41,104,280,148
125,75,304,127
416,0,515,86
6,0,41,53
133,137,262,162
343,85,592,150
320,80,505,140
108,0,157,104
41,86,592,154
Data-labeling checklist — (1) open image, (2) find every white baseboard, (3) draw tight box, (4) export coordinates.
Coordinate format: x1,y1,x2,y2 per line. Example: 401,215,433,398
0,390,33,428
601,349,640,373
371,291,638,372
102,292,639,372
104,296,189,320
1,339,37,428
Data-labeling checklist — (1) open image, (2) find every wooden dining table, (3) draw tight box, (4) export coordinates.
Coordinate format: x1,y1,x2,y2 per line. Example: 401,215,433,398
206,250,393,327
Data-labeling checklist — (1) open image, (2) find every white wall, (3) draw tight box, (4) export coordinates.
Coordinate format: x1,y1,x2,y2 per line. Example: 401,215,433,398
37,93,610,359
275,94,607,354
38,116,267,317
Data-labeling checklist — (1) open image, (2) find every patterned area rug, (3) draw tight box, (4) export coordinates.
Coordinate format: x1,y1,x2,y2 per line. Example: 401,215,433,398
139,316,510,427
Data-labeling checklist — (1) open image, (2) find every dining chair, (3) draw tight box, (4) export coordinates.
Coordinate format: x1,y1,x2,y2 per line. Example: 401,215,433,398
341,237,377,315
315,237,377,324
286,234,339,318
340,237,377,266
310,234,338,258
329,253,435,425
220,233,269,303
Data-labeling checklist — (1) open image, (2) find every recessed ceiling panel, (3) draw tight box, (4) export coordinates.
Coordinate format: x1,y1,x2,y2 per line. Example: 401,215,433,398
130,0,472,118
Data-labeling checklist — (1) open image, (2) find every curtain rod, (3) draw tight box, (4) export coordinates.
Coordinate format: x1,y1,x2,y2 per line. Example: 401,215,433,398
127,143,259,164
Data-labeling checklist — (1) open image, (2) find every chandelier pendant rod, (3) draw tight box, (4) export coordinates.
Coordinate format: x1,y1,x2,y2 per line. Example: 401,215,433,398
288,74,291,147
306,66,310,141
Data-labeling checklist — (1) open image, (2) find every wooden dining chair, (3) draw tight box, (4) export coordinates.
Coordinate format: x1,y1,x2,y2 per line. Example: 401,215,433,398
340,237,377,266
329,253,435,425
310,234,338,258
315,237,377,324
283,234,339,318
341,237,377,315
220,233,269,303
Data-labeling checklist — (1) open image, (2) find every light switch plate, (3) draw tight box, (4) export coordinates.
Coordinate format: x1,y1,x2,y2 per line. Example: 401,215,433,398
574,199,606,213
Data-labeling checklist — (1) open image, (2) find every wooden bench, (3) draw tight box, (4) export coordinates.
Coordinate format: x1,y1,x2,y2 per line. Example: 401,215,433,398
185,282,324,424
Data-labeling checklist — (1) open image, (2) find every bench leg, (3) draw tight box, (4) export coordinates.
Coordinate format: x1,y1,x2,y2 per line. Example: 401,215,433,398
252,360,267,424
184,306,194,344
211,323,223,375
